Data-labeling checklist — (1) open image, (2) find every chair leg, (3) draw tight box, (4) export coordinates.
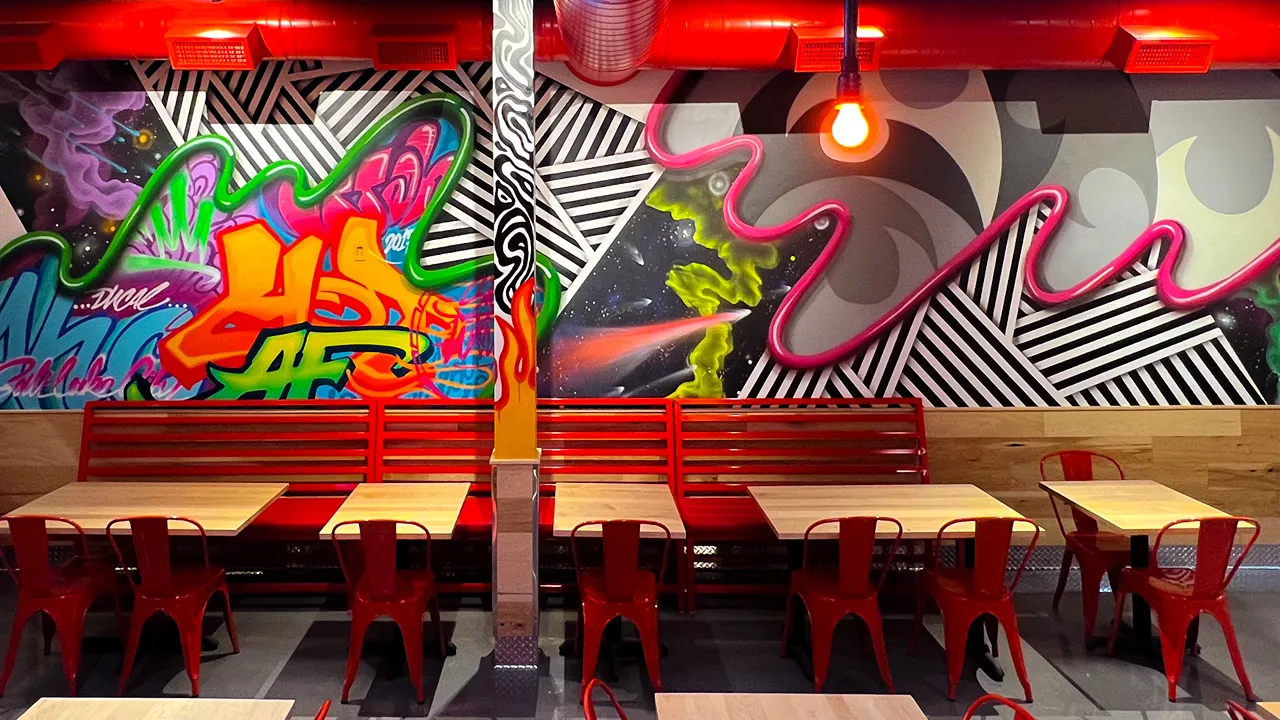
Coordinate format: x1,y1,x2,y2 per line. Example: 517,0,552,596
863,606,894,694
395,614,425,704
1078,562,1107,644
118,607,150,696
579,608,609,692
1211,604,1256,702
342,610,374,704
428,595,448,658
217,585,240,654
940,608,973,702
1106,591,1127,656
808,606,839,694
996,604,1033,703
1155,607,1194,702
53,606,86,697
635,610,663,692
0,602,36,697
1052,549,1073,612
180,611,205,697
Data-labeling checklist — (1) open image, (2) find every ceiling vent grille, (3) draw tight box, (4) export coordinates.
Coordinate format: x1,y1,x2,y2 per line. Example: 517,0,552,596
165,25,264,70
791,27,882,73
1118,26,1216,73
373,26,456,70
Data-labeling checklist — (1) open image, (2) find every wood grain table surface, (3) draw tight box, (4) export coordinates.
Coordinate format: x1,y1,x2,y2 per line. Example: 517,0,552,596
18,697,295,720
553,483,686,539
320,482,470,539
655,693,927,720
4,482,289,536
1039,479,1228,534
749,483,1035,540
1256,702,1280,720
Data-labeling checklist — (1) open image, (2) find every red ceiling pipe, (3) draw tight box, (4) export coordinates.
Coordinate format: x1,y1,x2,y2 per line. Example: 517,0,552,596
0,0,492,69
3,0,1280,72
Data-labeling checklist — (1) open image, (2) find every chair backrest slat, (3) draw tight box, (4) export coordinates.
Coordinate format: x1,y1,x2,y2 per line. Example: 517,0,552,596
1152,516,1260,599
1040,450,1124,535
329,519,432,603
571,520,672,604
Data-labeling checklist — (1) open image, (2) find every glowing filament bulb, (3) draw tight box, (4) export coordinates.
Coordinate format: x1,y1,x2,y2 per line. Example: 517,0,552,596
831,102,871,149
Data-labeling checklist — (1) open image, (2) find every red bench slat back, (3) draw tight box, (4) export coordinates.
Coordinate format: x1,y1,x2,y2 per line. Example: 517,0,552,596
79,399,376,489
538,398,675,487
674,397,928,496
375,399,493,484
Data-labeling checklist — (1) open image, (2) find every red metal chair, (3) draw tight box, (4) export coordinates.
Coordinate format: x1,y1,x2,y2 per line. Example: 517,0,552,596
1227,701,1263,720
582,677,628,720
1040,450,1130,644
780,516,903,693
330,519,447,705
0,515,125,697
910,517,1040,702
571,520,671,692
314,699,332,719
962,694,1038,720
107,516,239,697
1107,516,1260,702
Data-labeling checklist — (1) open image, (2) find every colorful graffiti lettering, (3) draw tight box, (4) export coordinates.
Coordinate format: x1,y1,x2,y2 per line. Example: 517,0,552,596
0,93,561,407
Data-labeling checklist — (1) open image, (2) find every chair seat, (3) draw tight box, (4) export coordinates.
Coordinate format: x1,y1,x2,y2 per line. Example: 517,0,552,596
679,497,773,540
1120,566,1202,598
137,566,226,601
789,568,876,601
923,567,1011,601
1065,531,1131,558
353,570,436,603
580,568,657,605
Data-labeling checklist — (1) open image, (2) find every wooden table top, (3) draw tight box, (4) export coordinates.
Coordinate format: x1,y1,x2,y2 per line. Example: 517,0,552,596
553,483,686,539
655,693,926,720
1039,480,1228,534
320,482,470,539
1257,702,1280,720
5,482,289,537
749,484,1034,540
19,697,295,720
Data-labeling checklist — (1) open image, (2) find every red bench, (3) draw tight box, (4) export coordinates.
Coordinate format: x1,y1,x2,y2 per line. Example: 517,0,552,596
79,399,377,548
674,397,928,609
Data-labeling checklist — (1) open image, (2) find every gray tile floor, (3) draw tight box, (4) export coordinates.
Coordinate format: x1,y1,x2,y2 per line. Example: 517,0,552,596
0,588,1276,720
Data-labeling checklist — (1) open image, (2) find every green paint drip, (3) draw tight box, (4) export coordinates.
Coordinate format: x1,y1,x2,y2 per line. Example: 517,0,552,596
648,169,777,398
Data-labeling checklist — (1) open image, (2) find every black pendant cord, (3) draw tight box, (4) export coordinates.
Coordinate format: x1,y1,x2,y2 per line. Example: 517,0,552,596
843,0,859,75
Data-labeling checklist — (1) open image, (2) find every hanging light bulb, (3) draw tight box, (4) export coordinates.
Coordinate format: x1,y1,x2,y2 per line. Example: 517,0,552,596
829,69,873,149
831,101,870,149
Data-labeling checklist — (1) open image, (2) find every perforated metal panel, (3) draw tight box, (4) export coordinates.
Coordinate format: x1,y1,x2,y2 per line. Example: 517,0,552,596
793,38,879,73
1127,41,1214,73
375,40,454,70
168,39,255,70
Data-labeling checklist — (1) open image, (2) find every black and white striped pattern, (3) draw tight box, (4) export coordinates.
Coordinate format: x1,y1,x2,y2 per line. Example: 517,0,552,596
535,181,592,298
540,152,661,246
959,201,1050,337
203,74,347,187
1014,271,1221,398
535,75,647,167
132,61,208,144
1067,335,1263,405
898,283,1064,407
216,62,289,123
739,350,831,399
491,0,538,316
842,302,930,397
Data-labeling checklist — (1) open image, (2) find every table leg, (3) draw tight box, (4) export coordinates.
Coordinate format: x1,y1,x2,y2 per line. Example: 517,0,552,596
1129,535,1152,644
962,538,1005,682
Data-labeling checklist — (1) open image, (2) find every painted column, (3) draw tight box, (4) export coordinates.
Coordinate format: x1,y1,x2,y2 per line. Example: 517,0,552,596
491,0,540,670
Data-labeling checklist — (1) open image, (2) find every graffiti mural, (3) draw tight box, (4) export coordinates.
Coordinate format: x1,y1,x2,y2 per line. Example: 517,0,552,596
0,62,562,408
536,67,1280,406
4,60,1280,408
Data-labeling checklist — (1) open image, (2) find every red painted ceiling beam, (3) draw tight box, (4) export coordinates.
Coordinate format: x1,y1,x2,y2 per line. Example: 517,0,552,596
1,0,1279,71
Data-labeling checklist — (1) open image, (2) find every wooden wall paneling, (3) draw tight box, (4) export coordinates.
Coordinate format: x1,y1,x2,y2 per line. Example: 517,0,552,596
0,410,80,513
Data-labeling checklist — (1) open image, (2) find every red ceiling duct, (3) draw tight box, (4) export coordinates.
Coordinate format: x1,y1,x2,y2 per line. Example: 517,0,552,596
554,0,669,84
0,1,1279,74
